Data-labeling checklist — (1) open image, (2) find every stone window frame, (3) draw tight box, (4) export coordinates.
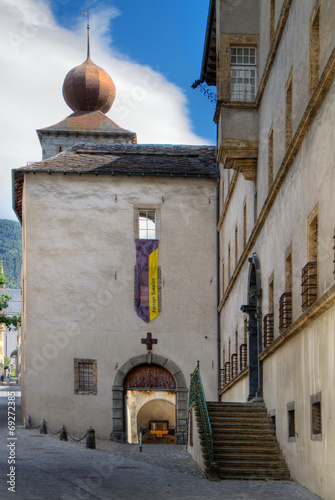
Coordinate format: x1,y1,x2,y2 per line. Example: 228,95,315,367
218,34,259,102
287,401,296,442
268,123,274,189
310,392,322,441
134,205,161,241
309,0,321,97
230,47,257,101
285,70,293,152
74,358,98,395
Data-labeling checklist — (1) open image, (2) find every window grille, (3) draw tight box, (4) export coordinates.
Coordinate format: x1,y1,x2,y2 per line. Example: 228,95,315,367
230,47,257,101
231,353,238,379
288,408,295,438
74,359,97,395
312,401,322,436
301,261,317,311
279,292,292,332
239,343,247,371
78,362,94,392
263,313,274,348
225,361,231,385
138,210,156,239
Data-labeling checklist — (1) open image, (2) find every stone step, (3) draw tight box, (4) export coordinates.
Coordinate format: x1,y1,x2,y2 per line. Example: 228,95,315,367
214,458,287,467
211,421,272,428
213,446,282,455
218,467,290,478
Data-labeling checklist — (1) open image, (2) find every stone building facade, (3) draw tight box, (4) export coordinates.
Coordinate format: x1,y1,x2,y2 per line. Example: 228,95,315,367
198,0,335,498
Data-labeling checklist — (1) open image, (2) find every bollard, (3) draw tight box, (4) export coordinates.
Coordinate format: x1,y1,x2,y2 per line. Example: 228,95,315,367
40,419,48,434
139,426,143,452
59,425,68,441
25,415,32,429
86,427,96,449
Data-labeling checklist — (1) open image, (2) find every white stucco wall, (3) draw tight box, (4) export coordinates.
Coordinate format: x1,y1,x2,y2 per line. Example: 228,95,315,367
21,173,218,438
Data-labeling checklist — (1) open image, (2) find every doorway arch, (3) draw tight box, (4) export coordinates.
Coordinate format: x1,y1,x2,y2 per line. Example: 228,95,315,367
111,354,187,444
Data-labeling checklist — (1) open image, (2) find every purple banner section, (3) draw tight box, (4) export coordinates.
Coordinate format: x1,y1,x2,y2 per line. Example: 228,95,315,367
135,239,159,323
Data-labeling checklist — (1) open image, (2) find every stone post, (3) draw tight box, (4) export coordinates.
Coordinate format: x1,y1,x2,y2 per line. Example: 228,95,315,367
59,425,68,441
86,427,96,449
40,419,48,434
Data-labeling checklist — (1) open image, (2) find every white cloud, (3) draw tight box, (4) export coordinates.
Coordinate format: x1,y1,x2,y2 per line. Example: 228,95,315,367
0,0,211,220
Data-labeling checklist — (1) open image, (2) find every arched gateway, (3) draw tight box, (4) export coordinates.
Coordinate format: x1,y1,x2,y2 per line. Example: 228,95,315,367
111,354,187,444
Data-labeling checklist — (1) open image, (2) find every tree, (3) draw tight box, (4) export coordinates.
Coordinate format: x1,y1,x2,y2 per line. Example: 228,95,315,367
0,288,20,329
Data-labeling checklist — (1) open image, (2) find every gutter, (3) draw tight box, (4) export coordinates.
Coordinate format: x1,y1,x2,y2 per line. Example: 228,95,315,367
216,177,221,400
192,0,215,88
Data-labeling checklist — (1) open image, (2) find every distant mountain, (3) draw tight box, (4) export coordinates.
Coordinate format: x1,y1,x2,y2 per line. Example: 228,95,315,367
0,219,22,289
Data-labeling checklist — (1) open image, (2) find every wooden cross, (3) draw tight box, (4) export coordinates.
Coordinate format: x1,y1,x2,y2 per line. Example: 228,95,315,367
141,332,157,351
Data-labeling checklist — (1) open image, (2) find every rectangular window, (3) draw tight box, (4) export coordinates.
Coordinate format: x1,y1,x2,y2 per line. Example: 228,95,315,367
74,359,97,395
235,223,238,267
311,392,322,440
243,199,247,249
230,47,257,101
268,127,274,188
270,0,276,41
138,210,156,239
228,243,231,280
222,259,225,294
285,73,293,151
287,402,296,441
310,3,320,96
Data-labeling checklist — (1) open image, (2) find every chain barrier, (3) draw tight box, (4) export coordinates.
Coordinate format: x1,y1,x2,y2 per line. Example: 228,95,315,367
45,423,61,436
28,416,89,442
64,427,87,442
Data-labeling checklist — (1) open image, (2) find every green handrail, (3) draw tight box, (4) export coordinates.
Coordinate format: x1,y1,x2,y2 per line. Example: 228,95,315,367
189,361,214,463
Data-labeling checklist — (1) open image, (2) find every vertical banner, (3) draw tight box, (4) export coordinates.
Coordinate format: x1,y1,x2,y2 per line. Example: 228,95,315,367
135,240,159,323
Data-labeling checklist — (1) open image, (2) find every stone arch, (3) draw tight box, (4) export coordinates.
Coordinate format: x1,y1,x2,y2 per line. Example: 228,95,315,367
241,254,263,401
111,354,187,443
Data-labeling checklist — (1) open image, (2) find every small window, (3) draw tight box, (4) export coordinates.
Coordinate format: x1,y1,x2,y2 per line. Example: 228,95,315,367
287,402,296,441
270,410,276,433
311,392,322,440
230,47,257,101
74,359,97,395
138,210,156,239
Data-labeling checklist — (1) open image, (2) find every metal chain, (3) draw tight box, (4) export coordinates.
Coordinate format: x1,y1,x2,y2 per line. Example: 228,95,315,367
64,427,87,442
45,423,61,435
29,416,88,441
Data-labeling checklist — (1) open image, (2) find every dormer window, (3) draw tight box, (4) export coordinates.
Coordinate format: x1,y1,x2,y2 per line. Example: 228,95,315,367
230,47,257,101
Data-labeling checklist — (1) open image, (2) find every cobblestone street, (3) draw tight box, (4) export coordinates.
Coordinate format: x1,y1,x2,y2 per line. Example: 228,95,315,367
0,386,321,500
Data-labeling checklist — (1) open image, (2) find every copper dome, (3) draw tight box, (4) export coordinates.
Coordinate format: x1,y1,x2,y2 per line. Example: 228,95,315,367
62,56,116,114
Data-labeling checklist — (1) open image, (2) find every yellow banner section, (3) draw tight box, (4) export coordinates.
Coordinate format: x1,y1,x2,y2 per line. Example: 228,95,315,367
148,248,159,322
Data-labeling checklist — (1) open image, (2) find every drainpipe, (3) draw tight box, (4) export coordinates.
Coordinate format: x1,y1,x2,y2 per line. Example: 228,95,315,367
216,178,221,401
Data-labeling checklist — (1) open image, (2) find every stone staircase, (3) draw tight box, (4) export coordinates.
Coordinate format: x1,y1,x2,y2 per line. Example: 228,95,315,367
195,402,290,480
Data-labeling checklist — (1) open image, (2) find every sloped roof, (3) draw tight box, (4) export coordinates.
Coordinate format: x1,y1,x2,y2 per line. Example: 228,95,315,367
36,111,136,143
12,143,218,222
1,289,21,316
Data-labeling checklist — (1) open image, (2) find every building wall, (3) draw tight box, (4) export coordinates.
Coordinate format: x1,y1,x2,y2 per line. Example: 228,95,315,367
215,0,335,497
40,133,135,160
21,173,218,438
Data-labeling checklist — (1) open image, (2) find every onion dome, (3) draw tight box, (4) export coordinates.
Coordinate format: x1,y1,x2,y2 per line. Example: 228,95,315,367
62,30,116,114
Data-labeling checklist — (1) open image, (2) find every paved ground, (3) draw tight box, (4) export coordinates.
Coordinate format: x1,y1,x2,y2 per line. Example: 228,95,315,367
0,384,321,500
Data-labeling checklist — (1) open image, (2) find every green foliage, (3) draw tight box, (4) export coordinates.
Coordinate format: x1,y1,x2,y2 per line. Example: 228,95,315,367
0,315,21,328
4,357,10,366
0,219,22,289
0,292,11,310
0,272,7,286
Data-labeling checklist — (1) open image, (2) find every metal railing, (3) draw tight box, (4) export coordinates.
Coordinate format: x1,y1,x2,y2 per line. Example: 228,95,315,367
239,343,247,371
301,261,317,311
279,291,292,332
231,353,238,379
189,361,214,464
263,313,274,348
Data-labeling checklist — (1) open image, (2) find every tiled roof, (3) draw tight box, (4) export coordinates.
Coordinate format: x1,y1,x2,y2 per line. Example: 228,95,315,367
1,289,21,316
37,111,136,142
13,143,218,222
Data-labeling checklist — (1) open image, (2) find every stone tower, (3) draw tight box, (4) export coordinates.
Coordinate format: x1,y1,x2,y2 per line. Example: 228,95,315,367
37,26,136,159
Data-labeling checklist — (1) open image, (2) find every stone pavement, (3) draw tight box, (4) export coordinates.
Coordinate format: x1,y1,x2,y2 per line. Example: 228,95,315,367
0,385,321,500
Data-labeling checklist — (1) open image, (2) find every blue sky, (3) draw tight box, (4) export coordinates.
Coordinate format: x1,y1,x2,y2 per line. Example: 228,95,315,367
52,0,216,141
0,0,216,220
